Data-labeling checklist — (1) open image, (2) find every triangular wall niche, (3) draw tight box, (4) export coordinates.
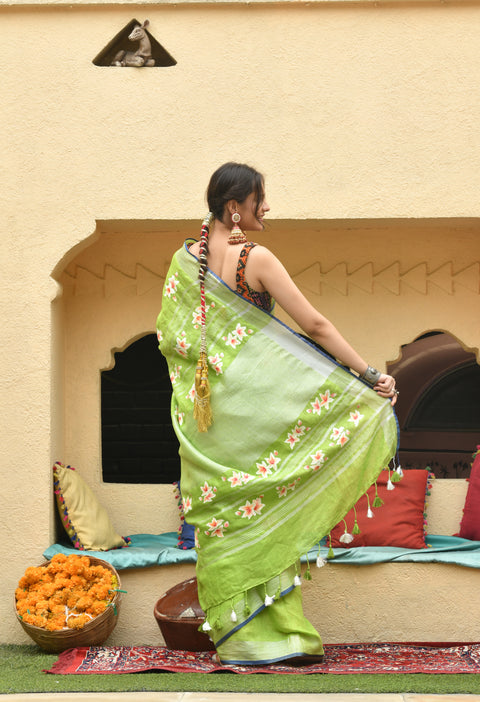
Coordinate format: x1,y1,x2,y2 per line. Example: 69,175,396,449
93,19,176,67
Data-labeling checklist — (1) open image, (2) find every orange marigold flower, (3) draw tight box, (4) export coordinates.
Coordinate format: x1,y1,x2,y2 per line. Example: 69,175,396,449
20,567,43,586
16,600,29,616
70,574,84,587
40,582,56,599
76,595,94,611
15,588,28,601
88,601,107,616
89,583,110,600
36,599,50,613
63,557,79,576
48,602,66,615
53,576,71,591
26,593,40,607
51,553,68,564
45,617,65,631
66,595,78,610
24,613,46,628
49,556,68,574
67,614,91,630
51,590,68,606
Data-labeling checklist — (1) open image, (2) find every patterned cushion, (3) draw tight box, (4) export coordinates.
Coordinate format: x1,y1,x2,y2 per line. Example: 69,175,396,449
53,461,129,551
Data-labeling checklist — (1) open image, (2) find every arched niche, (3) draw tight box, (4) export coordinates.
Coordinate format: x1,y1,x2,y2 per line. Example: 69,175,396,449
48,217,480,534
387,331,480,479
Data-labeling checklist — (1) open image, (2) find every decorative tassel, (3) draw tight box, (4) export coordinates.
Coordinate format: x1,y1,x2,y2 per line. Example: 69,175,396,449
372,481,384,508
230,609,237,623
316,555,327,568
264,584,274,606
202,620,212,632
339,519,354,544
193,351,212,432
366,492,374,518
293,575,302,587
244,593,251,617
352,505,361,534
390,456,403,482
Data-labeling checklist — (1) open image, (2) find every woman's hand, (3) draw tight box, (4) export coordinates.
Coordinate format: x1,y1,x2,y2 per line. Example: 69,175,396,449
373,374,398,406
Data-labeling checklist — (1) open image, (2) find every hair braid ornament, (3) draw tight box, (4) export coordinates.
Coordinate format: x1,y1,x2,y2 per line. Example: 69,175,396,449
194,212,214,432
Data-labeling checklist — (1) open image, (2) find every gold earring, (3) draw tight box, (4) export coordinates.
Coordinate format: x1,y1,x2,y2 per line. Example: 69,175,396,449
228,212,247,245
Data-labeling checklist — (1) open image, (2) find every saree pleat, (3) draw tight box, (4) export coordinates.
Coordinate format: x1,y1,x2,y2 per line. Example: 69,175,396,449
157,240,398,663
216,586,324,665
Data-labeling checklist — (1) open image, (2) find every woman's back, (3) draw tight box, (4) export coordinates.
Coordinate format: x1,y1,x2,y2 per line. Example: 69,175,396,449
189,236,269,300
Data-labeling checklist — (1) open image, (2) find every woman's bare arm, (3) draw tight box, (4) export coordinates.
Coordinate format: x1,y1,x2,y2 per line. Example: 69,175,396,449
248,246,397,401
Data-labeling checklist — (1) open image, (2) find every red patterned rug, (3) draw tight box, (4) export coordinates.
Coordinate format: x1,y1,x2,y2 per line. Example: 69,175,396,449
45,643,480,675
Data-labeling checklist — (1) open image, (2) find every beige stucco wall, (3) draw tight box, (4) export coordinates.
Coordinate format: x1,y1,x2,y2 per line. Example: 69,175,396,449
1,0,480,645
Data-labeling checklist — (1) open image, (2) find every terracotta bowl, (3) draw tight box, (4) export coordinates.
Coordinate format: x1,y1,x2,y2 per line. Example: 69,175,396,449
153,576,215,651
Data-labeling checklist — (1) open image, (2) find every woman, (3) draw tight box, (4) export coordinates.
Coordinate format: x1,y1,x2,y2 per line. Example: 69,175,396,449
157,162,398,666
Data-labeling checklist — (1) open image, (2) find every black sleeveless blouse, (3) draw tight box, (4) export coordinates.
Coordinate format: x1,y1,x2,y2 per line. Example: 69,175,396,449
236,243,273,312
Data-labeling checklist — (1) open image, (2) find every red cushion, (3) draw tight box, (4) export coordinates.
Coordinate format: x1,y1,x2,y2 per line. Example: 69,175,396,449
330,469,431,549
458,448,480,541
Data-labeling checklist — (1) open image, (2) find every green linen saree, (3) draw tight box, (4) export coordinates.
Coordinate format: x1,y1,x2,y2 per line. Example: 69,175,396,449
157,240,398,664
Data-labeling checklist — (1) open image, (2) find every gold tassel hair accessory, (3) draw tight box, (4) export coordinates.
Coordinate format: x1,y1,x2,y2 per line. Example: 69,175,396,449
194,213,214,432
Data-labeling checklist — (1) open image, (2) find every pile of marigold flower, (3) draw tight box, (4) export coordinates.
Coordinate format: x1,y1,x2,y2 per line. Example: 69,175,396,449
15,553,118,631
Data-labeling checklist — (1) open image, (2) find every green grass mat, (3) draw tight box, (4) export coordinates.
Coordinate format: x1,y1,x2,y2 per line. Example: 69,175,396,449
2,645,480,695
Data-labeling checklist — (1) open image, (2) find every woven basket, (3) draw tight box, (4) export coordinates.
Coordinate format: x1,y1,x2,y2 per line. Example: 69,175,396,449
15,556,122,653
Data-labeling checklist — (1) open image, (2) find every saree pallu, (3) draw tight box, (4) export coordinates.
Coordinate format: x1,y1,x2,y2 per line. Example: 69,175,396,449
157,240,398,664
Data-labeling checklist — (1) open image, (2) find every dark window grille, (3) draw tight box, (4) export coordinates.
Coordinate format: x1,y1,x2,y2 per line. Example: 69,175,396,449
406,362,480,431
101,333,179,484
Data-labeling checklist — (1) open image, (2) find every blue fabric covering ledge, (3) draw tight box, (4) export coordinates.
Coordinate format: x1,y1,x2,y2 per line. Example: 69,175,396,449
319,535,480,569
43,533,197,569
43,533,480,571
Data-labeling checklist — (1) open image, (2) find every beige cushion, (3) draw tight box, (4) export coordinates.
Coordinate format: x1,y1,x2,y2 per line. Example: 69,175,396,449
53,461,128,551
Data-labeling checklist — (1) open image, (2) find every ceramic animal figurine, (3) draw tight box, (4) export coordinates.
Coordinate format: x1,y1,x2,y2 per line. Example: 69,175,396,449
112,20,155,67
